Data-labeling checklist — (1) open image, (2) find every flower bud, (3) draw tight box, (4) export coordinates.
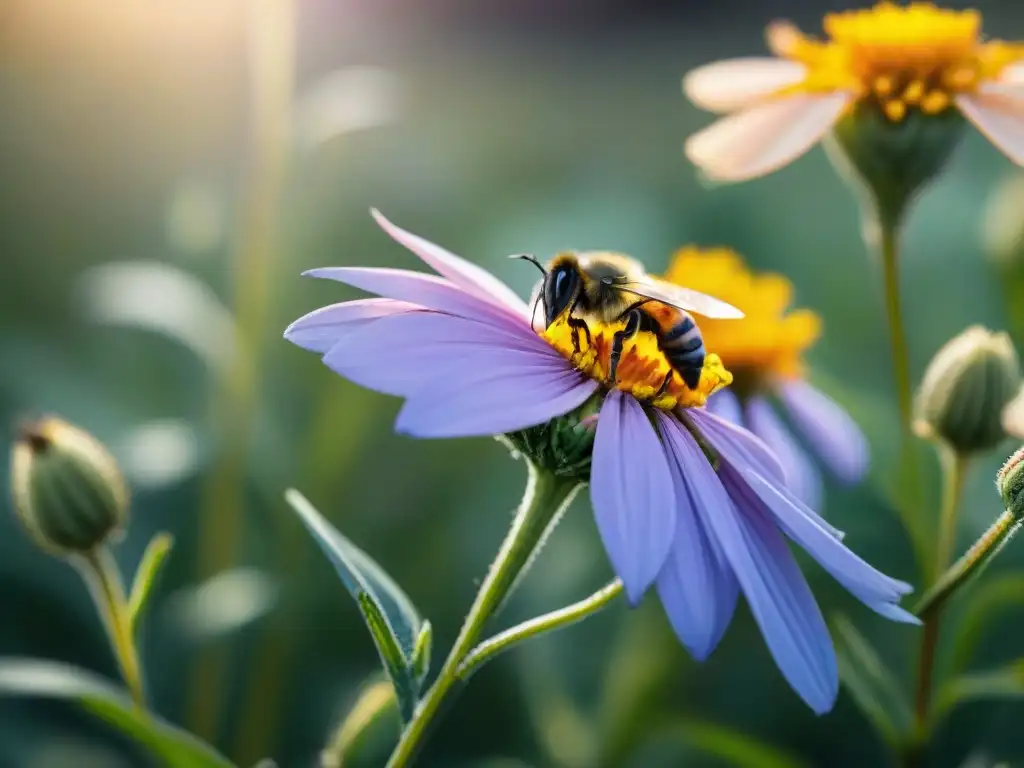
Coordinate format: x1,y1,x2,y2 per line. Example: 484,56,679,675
501,394,602,483
997,446,1024,519
10,417,128,555
829,105,965,228
914,327,1021,455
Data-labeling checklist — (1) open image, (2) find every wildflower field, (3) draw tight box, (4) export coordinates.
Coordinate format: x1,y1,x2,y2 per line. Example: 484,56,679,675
5,2,1024,767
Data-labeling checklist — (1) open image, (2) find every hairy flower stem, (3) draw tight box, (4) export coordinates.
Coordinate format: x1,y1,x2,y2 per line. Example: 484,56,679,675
911,449,968,751
456,579,623,680
79,546,146,709
385,464,580,767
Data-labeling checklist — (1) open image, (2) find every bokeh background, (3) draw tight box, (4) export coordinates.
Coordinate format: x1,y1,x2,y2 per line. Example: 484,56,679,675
4,0,1024,766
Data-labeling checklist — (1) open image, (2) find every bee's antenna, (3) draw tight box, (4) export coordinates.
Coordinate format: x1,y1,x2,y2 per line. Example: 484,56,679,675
509,253,547,276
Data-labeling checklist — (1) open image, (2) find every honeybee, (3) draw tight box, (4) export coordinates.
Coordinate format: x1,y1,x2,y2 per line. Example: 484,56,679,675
514,251,743,393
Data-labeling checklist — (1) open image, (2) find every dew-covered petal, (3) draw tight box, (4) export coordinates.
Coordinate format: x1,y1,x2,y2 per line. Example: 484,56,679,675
684,58,808,113
957,92,1024,166
745,397,823,511
371,209,531,318
705,388,743,425
687,407,785,485
778,380,869,484
665,419,837,713
305,267,521,329
395,366,598,438
322,311,568,397
725,464,917,624
284,298,422,352
684,92,852,181
689,406,843,542
656,413,739,660
590,391,676,605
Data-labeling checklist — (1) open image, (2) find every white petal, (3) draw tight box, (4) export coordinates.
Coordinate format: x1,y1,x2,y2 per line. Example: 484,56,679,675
979,81,1024,104
957,93,1024,166
683,58,808,113
684,92,852,182
999,61,1024,86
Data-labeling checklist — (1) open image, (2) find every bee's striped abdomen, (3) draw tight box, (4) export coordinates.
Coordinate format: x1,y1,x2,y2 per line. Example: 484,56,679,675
658,312,705,389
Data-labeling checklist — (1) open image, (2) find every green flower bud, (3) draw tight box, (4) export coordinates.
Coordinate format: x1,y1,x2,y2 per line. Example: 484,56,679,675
829,105,965,229
997,446,1024,519
500,393,602,483
10,417,128,555
914,327,1021,455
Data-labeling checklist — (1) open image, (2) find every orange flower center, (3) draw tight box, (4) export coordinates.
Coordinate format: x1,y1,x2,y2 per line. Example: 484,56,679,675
540,314,731,411
770,2,1024,121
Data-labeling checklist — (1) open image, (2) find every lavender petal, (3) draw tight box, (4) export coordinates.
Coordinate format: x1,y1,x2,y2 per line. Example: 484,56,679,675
284,298,421,353
705,389,743,425
745,397,823,511
665,419,838,714
395,367,598,438
656,412,739,660
688,406,786,484
305,267,522,329
691,407,844,541
322,311,568,397
590,391,676,605
727,466,918,624
371,209,531,318
779,380,869,484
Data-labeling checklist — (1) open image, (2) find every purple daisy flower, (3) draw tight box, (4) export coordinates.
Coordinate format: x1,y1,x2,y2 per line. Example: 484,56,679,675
285,210,916,714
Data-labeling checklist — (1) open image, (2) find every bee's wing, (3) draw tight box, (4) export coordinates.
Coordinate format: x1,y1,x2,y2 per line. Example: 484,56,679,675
617,276,744,319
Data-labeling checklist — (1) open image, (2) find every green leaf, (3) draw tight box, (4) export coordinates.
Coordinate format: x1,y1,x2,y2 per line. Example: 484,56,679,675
949,573,1024,673
321,676,399,768
285,488,425,722
0,658,235,768
411,620,432,688
934,659,1024,722
128,532,174,635
833,614,912,746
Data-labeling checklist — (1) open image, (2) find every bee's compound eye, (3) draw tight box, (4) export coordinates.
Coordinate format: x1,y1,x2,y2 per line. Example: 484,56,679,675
545,265,578,323
553,269,571,302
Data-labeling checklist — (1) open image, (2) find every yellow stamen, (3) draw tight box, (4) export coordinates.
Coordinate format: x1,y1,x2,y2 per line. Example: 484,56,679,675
921,90,951,114
540,315,731,411
903,80,925,104
873,74,896,97
884,99,907,122
772,2,1024,122
662,247,821,384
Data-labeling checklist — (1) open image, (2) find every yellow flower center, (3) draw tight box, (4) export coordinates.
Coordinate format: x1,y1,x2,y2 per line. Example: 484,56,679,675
541,315,731,411
662,247,821,390
771,2,1024,122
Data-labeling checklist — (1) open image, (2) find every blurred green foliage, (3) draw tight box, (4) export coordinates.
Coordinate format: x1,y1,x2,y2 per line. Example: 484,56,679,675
5,1,1024,766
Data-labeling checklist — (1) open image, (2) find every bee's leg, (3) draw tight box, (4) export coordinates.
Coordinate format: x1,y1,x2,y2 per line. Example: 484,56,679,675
655,370,673,398
567,315,590,354
609,309,642,384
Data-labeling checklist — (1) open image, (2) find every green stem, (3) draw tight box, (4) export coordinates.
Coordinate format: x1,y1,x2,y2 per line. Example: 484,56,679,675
912,448,968,741
456,579,623,681
80,546,145,709
880,222,913,430
933,449,969,581
385,464,580,768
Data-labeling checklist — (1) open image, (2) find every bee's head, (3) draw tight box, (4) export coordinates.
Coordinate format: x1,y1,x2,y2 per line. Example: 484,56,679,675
510,252,582,328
